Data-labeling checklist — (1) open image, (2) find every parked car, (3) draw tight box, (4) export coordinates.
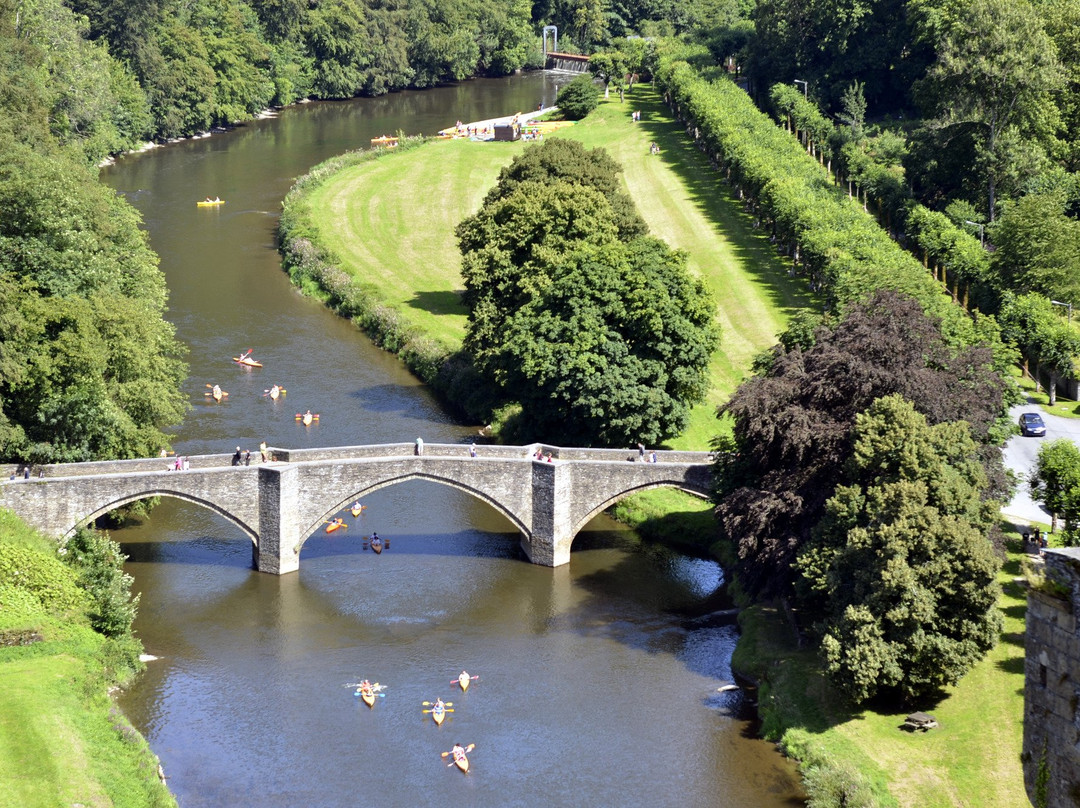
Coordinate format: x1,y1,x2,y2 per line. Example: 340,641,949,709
1019,412,1047,437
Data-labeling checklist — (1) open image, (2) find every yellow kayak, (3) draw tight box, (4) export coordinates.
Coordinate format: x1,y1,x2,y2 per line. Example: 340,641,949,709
197,198,224,206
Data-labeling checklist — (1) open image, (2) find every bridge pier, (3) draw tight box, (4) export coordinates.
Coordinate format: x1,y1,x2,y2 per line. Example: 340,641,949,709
256,465,301,574
521,462,573,567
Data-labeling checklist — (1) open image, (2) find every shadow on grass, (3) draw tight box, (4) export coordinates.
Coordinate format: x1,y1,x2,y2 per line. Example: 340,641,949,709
996,655,1027,676
406,288,465,318
634,86,816,321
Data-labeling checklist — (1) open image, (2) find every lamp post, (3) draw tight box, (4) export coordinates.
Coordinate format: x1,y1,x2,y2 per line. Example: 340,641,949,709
964,220,986,247
793,79,808,98
1052,300,1073,323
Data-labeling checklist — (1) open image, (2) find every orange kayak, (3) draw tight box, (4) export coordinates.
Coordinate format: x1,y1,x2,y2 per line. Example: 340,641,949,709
358,684,376,707
452,746,472,773
325,519,346,534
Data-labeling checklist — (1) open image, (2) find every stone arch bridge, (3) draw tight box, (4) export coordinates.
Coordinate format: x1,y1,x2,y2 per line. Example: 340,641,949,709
0,443,713,574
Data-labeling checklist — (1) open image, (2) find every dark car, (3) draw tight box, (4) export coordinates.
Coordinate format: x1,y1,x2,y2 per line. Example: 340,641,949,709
1019,412,1047,437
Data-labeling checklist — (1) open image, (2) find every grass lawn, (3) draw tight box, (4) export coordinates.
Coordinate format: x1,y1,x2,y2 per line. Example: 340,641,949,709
301,83,813,450
735,523,1030,808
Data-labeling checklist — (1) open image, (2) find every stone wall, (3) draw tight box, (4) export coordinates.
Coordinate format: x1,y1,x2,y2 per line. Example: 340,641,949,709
1024,547,1080,807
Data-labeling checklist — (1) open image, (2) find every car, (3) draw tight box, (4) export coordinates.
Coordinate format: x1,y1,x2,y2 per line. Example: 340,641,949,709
1019,412,1047,437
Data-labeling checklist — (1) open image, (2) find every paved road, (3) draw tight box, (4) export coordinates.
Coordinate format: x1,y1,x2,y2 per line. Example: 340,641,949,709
1001,398,1080,527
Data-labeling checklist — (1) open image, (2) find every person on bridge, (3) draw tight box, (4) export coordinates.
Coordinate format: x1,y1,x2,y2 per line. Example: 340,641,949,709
415,437,424,456
469,443,477,458
259,441,269,462
232,446,242,466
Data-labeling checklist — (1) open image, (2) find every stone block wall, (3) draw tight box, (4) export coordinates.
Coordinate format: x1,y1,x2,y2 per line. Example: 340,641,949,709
1024,547,1080,807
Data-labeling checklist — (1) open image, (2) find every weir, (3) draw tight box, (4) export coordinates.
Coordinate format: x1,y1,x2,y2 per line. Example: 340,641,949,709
0,442,712,574
546,52,591,73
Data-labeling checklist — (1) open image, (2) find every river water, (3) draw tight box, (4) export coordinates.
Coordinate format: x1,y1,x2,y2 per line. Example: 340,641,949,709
102,73,804,807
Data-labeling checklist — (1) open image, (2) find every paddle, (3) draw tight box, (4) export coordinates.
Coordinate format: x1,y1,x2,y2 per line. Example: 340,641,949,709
262,387,286,396
422,708,454,714
441,744,475,758
355,691,385,697
422,702,453,707
452,675,480,686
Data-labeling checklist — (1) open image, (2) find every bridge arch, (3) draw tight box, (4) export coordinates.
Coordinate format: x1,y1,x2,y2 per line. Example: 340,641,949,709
76,489,260,545
570,482,712,541
299,471,530,551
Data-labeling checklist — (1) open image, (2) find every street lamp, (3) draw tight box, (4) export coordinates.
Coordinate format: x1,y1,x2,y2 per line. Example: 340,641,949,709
793,79,808,98
1051,300,1073,323
964,220,985,247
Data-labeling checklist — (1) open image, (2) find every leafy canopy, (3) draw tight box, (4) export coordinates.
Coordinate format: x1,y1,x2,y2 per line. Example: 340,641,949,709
715,290,1010,598
458,139,719,447
794,395,1002,704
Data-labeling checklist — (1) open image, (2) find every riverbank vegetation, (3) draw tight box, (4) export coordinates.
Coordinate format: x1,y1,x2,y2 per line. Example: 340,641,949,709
0,510,173,806
0,12,188,466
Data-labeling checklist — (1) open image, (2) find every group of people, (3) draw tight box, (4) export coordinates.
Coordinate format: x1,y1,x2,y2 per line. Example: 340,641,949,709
532,448,554,462
637,443,658,463
231,446,251,466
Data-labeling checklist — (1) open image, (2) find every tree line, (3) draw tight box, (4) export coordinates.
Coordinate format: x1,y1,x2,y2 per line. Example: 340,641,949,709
652,43,1016,708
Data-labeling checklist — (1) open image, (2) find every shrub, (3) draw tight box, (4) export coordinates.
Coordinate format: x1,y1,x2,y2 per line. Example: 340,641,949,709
556,75,600,120
0,544,88,618
61,528,139,638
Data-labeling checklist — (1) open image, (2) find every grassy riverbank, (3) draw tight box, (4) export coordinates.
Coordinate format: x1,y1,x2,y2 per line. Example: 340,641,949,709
732,523,1029,807
289,84,811,449
0,511,175,807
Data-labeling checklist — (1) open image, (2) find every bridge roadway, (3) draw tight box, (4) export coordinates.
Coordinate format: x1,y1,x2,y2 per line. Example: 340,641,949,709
0,443,713,573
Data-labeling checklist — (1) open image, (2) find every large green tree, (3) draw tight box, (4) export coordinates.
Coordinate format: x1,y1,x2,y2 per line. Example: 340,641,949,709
480,237,717,445
794,395,1002,704
458,140,718,446
715,290,1010,598
912,0,1062,220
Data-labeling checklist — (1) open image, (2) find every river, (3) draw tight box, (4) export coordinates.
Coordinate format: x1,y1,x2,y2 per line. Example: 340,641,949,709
102,72,804,807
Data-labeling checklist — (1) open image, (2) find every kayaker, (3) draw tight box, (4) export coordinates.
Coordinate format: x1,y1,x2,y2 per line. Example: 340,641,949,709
451,743,466,759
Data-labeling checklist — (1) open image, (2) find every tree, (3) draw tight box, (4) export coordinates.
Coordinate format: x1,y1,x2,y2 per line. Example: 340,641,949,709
480,137,647,240
913,0,1063,220
990,192,1080,303
555,74,599,120
795,395,1002,704
457,142,719,447
483,237,718,445
1030,439,1080,536
589,49,628,98
715,290,1010,598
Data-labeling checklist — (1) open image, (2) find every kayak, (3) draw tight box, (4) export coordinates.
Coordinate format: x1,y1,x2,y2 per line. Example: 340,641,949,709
267,385,284,400
452,745,473,773
325,518,346,534
233,355,262,368
350,502,365,517
296,412,319,426
197,199,224,206
457,671,471,692
357,683,376,707
370,538,383,554
432,701,446,726
204,389,228,401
